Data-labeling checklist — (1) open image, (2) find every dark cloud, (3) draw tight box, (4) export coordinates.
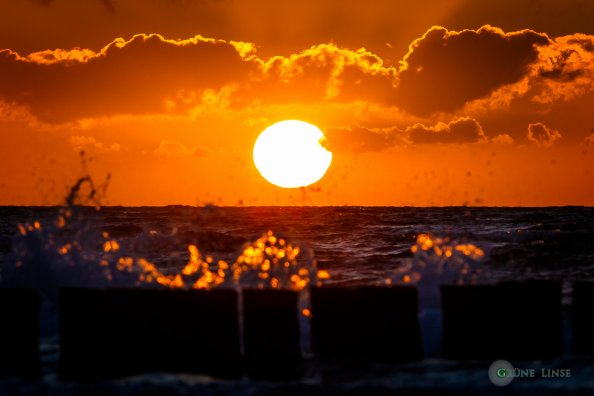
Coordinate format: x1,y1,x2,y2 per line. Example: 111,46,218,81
445,0,594,41
324,124,402,152
524,34,594,104
527,122,562,146
1,26,593,134
537,48,584,81
460,33,594,144
239,44,397,106
325,117,487,152
0,35,396,122
394,25,550,115
491,134,514,145
0,34,255,122
568,38,594,52
407,117,487,144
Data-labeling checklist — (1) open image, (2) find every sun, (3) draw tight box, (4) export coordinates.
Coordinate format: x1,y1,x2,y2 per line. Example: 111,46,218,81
253,120,333,188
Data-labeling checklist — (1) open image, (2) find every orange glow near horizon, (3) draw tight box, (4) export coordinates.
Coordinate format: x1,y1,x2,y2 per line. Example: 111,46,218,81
0,1,593,206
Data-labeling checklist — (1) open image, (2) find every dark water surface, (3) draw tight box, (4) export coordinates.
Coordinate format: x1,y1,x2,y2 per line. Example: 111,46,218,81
2,206,593,285
0,206,593,395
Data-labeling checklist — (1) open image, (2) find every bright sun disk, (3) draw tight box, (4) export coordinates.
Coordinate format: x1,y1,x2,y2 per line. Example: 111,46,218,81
253,120,333,188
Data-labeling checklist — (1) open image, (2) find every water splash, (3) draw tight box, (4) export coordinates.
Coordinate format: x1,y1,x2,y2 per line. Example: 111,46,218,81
387,233,488,287
2,173,328,301
387,233,489,357
106,230,328,292
3,175,115,299
232,230,329,290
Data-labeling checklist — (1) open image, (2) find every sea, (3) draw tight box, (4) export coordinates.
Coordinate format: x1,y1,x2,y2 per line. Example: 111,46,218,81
0,205,593,394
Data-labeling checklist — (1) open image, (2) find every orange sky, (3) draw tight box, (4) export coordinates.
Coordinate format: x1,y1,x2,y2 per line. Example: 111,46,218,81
0,0,593,206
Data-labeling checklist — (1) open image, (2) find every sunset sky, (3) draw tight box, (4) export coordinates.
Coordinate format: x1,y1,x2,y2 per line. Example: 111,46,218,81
0,0,593,206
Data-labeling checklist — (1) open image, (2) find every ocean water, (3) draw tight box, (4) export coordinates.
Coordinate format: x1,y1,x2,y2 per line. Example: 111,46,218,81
2,205,593,286
0,205,593,394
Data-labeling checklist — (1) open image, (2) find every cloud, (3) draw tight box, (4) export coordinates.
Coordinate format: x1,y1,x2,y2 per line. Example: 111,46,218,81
0,33,400,123
244,25,558,113
491,134,514,145
325,117,488,152
449,31,594,148
154,140,209,158
394,25,551,115
324,124,403,152
0,34,256,123
1,25,593,144
527,122,562,146
248,43,397,104
407,117,487,144
462,33,594,123
528,34,594,105
583,132,594,146
69,135,120,152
